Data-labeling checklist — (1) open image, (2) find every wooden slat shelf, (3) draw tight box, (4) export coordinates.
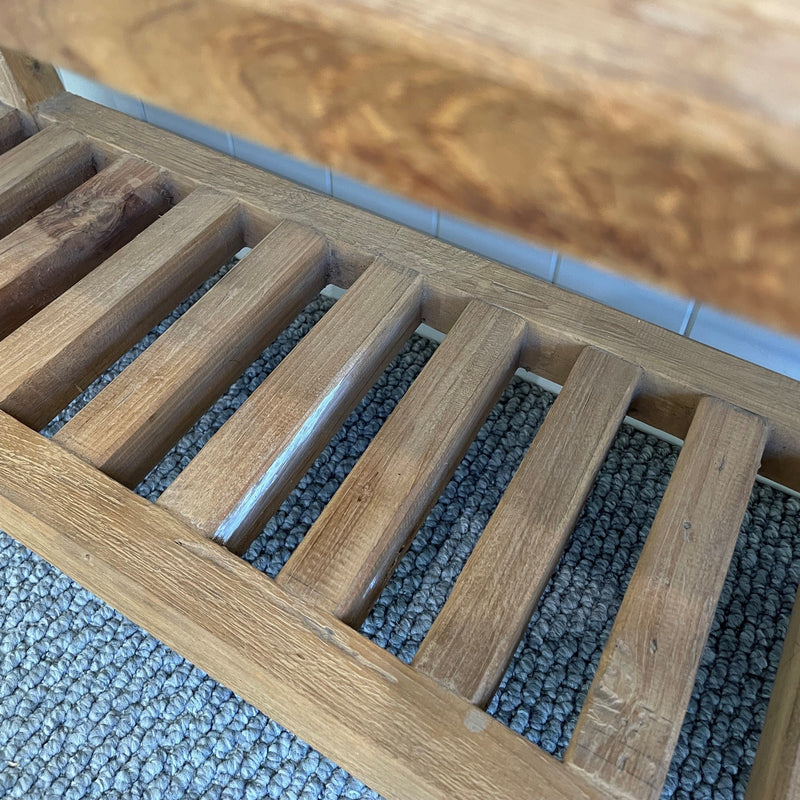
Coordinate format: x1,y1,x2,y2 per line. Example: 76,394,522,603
0,47,796,800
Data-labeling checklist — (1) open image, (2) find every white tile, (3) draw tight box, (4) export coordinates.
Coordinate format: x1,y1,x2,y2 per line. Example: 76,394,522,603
689,304,800,380
437,213,556,281
231,136,330,194
555,255,693,332
56,68,117,109
331,173,437,235
143,104,231,153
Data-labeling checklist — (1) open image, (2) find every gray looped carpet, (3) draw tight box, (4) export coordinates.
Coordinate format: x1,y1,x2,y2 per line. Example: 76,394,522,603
1,270,799,799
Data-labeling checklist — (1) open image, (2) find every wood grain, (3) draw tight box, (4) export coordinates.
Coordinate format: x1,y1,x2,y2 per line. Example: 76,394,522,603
2,2,800,332
157,259,423,553
278,300,526,626
32,96,800,493
55,220,328,486
413,347,641,706
564,396,767,800
0,408,605,800
0,188,241,430
0,47,62,114
747,583,800,799
0,103,25,153
0,154,169,339
0,124,94,240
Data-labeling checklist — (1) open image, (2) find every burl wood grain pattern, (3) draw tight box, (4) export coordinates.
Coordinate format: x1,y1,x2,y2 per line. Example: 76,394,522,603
158,260,424,553
0,124,95,239
35,96,800,494
0,154,169,339
564,396,767,800
56,220,328,487
0,188,241,431
2,2,800,333
413,347,641,707
278,301,526,626
0,408,606,800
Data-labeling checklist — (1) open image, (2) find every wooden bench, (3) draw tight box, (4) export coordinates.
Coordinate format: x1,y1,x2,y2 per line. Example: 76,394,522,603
0,6,798,796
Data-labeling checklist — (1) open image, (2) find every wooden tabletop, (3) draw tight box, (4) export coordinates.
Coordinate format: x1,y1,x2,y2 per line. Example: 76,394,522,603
0,0,798,334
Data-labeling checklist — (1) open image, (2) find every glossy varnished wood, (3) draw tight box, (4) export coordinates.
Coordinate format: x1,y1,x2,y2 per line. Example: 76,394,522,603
32,95,800,493
0,154,169,339
55,220,329,486
413,347,641,706
0,124,95,239
157,260,424,553
2,3,800,333
0,188,241,430
0,409,605,800
564,397,767,799
278,300,526,626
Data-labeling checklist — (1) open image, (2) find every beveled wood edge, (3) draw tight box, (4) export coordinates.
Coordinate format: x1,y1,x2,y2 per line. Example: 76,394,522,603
0,408,604,800
30,92,800,492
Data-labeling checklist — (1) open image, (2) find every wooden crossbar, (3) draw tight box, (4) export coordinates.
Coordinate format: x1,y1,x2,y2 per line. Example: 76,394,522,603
0,124,94,239
0,154,169,339
0,81,795,800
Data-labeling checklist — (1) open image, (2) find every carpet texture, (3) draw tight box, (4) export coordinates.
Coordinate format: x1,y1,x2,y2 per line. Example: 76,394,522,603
1,269,799,800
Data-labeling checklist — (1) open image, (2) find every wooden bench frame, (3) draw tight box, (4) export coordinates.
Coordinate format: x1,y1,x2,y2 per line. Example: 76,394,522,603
0,51,798,799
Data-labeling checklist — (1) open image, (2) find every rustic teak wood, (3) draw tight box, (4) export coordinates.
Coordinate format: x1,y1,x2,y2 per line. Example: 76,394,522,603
0,48,797,800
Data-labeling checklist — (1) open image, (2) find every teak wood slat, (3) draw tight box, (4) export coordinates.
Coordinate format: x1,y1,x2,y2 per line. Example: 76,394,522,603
4,3,800,335
157,259,424,553
564,396,767,800
413,347,642,706
0,409,605,800
0,124,94,238
0,188,241,430
0,60,797,800
55,220,329,486
277,300,526,626
0,154,169,339
34,94,800,493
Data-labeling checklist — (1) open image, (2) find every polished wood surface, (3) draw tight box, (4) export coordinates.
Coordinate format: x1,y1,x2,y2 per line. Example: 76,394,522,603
0,3,798,333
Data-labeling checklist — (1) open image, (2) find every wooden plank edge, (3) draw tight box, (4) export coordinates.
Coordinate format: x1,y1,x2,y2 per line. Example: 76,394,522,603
31,94,800,493
0,409,602,800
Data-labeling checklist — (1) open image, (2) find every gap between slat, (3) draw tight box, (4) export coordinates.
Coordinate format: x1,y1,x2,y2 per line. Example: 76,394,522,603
0,187,242,430
746,569,800,797
156,259,424,554
412,346,641,706
277,300,526,626
564,395,767,800
0,124,94,239
0,154,170,340
54,219,330,487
